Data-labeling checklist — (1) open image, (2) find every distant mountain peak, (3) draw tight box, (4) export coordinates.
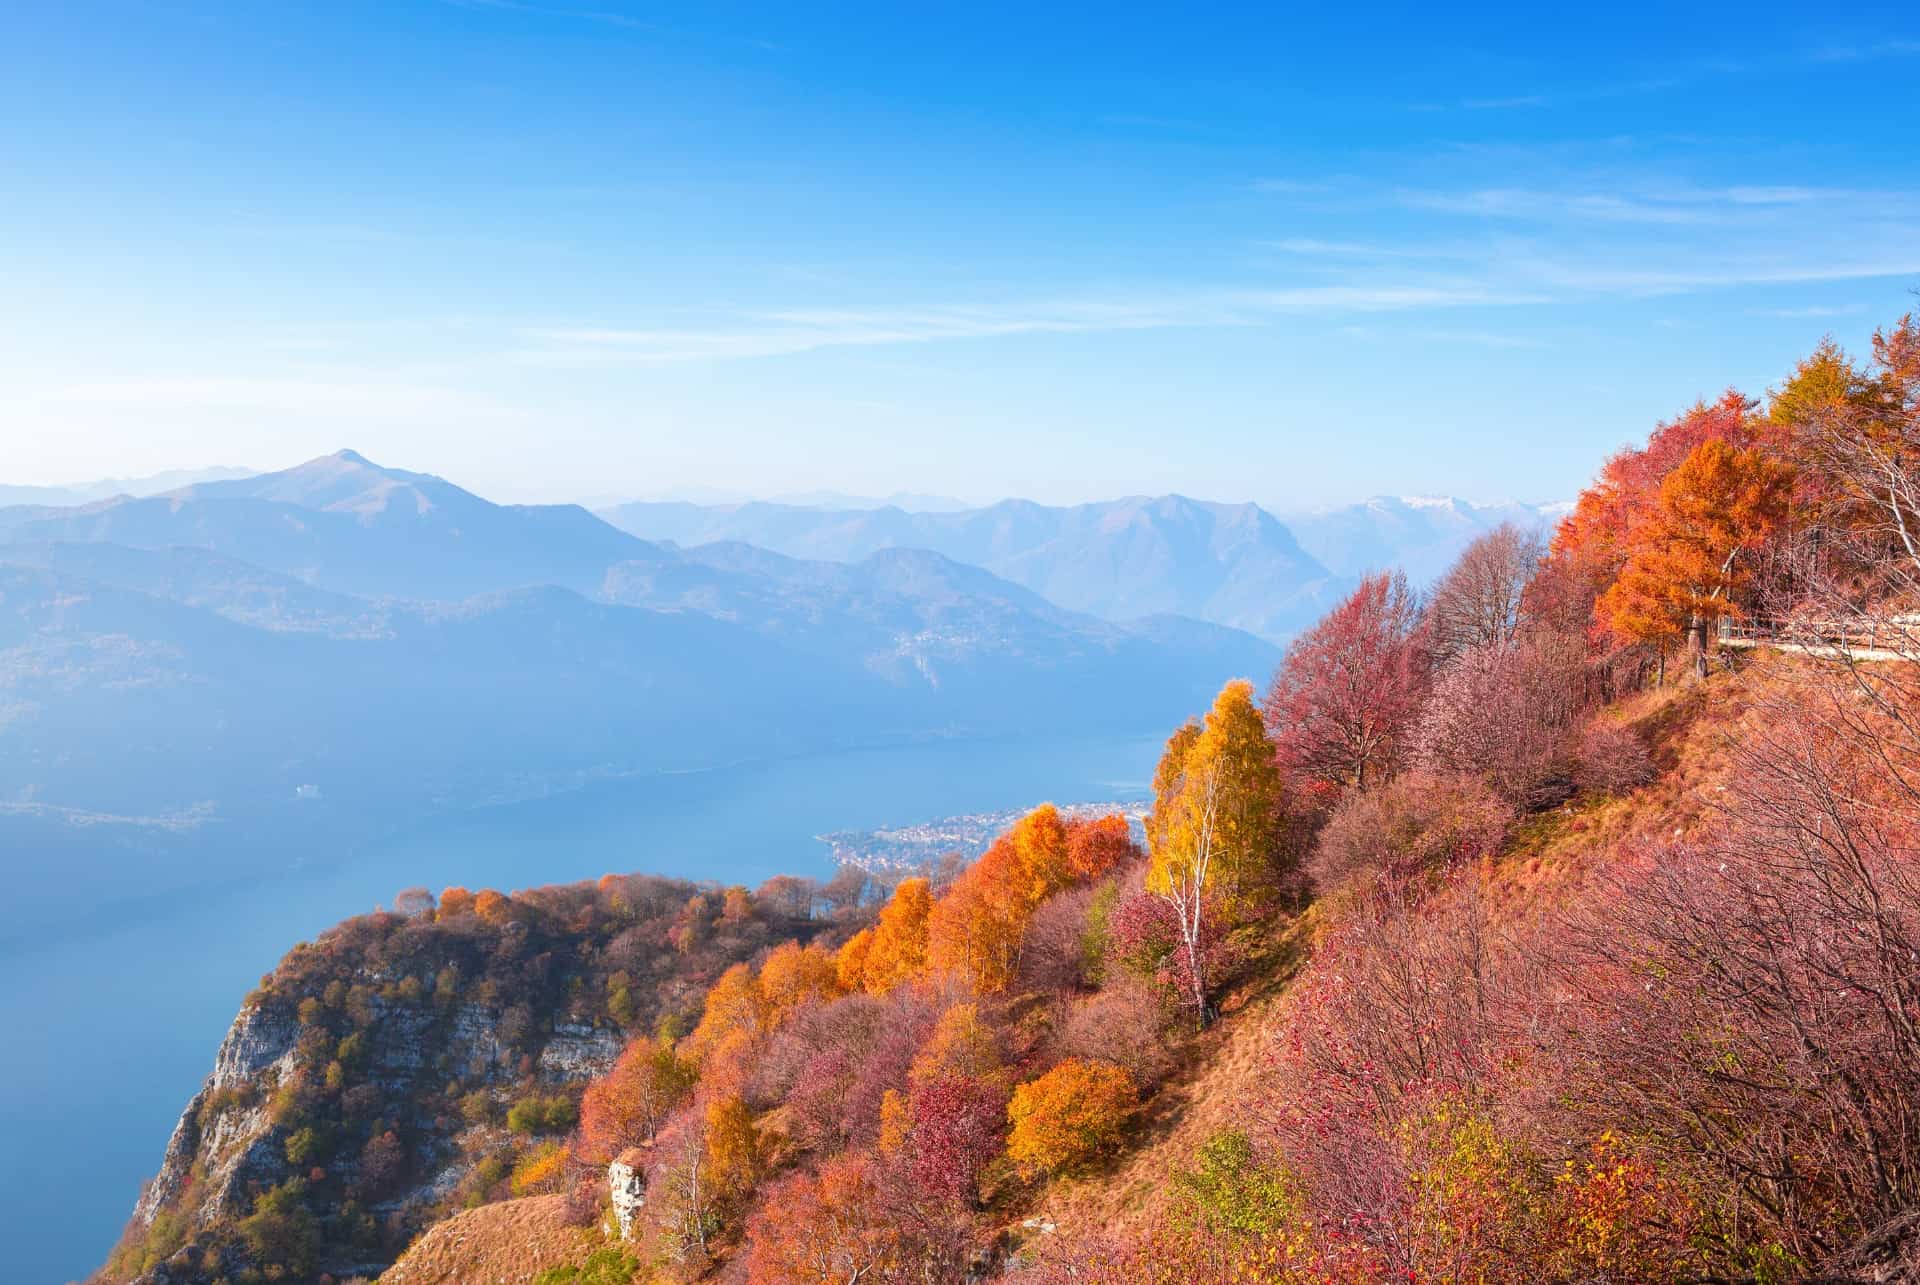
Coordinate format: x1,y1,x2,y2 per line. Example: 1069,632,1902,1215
332,448,373,467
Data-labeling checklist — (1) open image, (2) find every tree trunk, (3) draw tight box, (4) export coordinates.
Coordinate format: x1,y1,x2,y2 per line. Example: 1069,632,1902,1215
1690,615,1710,680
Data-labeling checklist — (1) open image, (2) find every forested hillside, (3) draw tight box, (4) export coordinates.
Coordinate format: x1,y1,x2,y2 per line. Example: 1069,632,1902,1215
103,314,1920,1285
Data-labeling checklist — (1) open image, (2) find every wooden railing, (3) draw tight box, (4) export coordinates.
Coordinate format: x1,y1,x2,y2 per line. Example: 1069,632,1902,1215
1719,614,1920,658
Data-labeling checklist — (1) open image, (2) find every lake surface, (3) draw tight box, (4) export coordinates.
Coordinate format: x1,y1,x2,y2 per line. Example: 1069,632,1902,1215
1,731,1161,1285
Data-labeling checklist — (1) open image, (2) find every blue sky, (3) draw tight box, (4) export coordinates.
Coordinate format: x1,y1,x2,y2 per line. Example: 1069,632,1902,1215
4,2,1918,508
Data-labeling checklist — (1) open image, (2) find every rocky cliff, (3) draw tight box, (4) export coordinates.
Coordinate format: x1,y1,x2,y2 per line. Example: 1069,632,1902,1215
101,872,819,1284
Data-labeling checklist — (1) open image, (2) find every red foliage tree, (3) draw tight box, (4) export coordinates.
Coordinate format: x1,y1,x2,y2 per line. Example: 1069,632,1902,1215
1263,570,1429,797
907,1076,1005,1204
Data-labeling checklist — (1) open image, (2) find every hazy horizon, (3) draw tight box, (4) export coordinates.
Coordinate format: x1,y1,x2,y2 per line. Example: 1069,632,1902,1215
6,446,1576,514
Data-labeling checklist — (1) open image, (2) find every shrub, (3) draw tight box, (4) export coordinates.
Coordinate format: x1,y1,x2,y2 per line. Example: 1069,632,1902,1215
238,1180,319,1277
534,1245,644,1285
1006,1058,1138,1178
1309,770,1512,893
1055,977,1175,1090
1172,1130,1295,1236
1107,893,1180,977
1572,720,1655,795
510,1141,568,1196
507,1094,578,1135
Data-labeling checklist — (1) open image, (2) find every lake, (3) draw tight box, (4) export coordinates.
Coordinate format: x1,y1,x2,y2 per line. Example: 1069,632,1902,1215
0,731,1162,1285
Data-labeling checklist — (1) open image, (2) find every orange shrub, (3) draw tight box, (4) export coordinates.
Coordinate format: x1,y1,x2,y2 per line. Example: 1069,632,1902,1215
1006,1058,1137,1178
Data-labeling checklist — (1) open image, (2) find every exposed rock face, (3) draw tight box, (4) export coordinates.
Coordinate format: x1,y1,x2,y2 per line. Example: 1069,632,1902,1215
132,1003,301,1228
609,1148,648,1240
124,991,625,1285
540,1021,625,1080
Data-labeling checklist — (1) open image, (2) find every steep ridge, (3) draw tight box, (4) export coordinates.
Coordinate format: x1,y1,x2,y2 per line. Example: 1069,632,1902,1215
105,872,841,1283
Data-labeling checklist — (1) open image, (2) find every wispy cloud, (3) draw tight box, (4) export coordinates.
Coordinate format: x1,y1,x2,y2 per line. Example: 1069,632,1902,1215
1417,329,1549,349
439,0,651,31
1808,37,1920,62
1746,304,1871,318
516,285,1542,366
1259,237,1475,260
1398,187,1722,225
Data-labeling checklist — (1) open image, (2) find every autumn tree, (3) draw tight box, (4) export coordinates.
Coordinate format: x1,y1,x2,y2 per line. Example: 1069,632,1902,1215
1149,679,1285,905
1767,335,1873,428
758,940,842,1028
578,1032,696,1161
910,1003,1002,1088
1791,315,1920,613
1065,813,1138,882
1546,390,1758,652
926,806,1085,994
682,962,766,1064
744,1152,906,1283
1145,753,1223,1023
835,927,875,992
1414,633,1588,807
1006,1059,1139,1178
1145,719,1202,856
645,1109,722,1266
1599,438,1793,676
704,1093,762,1197
744,1150,970,1283
862,878,933,992
437,885,475,919
1426,523,1545,667
907,1076,1005,1204
1263,570,1429,796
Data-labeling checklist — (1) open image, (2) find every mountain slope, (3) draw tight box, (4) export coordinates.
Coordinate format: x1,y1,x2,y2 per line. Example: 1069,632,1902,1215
599,495,1343,642
1281,494,1568,583
1,450,662,599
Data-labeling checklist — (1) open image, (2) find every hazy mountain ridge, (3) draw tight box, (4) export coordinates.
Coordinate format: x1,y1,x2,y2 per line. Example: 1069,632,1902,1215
600,491,1568,642
600,494,1348,642
0,465,254,510
0,454,1278,944
0,450,664,600
1281,494,1568,583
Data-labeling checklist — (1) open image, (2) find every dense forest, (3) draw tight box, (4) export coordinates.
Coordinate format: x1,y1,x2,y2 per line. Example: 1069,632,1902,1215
107,313,1920,1284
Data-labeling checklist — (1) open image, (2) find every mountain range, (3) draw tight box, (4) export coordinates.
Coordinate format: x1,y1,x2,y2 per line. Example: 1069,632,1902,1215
0,465,254,509
598,492,1565,643
1280,494,1572,584
1,450,1567,941
0,452,1277,943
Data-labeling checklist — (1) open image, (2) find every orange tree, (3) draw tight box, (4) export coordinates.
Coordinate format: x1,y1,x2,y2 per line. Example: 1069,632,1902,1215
1006,1058,1139,1178
1599,438,1792,678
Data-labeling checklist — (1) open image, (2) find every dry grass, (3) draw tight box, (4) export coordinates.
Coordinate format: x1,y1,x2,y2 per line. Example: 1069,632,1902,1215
380,1194,605,1285
1024,909,1318,1241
